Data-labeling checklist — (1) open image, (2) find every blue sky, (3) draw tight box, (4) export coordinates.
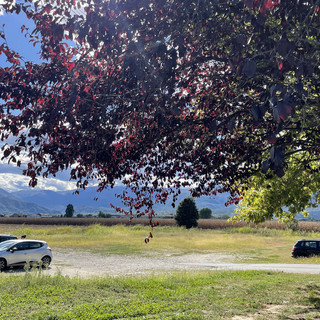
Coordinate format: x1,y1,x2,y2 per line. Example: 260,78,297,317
0,11,41,64
0,10,77,192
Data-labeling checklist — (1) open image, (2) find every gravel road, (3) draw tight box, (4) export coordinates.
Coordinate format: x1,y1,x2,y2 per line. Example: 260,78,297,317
34,250,320,278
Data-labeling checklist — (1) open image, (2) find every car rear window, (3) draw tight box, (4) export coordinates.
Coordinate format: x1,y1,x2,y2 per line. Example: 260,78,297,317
28,242,43,249
305,241,318,248
298,241,319,248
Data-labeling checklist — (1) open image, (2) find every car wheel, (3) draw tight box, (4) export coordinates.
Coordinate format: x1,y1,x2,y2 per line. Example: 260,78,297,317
41,256,51,268
0,258,7,271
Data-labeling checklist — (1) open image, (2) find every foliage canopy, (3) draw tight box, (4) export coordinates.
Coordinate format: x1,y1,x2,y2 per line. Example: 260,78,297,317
1,0,320,221
234,153,320,224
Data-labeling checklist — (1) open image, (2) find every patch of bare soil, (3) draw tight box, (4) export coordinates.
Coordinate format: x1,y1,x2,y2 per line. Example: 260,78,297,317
232,304,320,320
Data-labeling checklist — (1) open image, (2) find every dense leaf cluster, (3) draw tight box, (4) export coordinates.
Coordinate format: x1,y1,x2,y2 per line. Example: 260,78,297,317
0,0,320,220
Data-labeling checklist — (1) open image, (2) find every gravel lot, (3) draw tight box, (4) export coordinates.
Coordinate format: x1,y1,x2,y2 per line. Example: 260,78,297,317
29,250,320,278
43,250,235,278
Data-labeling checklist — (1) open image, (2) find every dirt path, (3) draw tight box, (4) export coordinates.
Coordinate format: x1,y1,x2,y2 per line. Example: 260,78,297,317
30,250,320,278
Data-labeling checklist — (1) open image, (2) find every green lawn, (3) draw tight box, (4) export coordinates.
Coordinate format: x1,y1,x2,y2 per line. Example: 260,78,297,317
0,270,319,319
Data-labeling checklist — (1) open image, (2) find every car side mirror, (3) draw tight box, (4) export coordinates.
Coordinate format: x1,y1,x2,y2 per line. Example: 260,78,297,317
9,247,17,253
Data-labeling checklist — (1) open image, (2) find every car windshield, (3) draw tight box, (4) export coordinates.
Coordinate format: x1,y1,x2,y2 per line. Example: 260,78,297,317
0,240,16,251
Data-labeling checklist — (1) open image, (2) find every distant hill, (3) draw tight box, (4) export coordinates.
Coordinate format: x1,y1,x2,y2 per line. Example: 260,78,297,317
10,186,236,216
296,209,320,221
0,187,58,215
2,186,320,220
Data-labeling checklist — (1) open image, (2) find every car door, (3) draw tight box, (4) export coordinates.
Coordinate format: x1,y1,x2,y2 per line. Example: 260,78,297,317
26,241,44,262
304,241,318,256
6,242,30,266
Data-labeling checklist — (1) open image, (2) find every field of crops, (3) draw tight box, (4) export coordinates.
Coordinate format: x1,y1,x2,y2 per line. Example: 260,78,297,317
1,217,320,232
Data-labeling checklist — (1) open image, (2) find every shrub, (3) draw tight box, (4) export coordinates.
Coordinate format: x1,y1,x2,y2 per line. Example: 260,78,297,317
199,208,212,219
175,197,199,229
285,219,299,231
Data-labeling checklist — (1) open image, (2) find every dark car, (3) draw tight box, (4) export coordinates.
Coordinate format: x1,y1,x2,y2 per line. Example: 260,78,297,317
291,239,320,258
0,234,18,243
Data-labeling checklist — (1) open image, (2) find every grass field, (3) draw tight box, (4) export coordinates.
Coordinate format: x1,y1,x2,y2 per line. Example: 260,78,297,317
0,224,320,319
1,223,320,263
0,270,319,319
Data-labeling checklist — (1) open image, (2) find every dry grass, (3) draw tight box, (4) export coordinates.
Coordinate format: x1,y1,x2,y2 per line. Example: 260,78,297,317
1,222,320,263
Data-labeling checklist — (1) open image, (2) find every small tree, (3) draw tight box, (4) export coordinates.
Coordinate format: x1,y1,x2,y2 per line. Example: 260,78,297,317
199,208,212,219
175,197,199,229
65,204,74,218
98,211,112,218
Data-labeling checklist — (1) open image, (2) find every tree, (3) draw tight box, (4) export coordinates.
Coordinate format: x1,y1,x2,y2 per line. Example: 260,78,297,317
65,204,74,218
199,208,212,219
98,211,112,218
234,153,320,224
175,197,199,229
0,1,320,222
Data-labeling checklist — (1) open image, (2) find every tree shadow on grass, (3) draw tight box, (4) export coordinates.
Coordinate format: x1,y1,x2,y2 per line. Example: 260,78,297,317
1,265,52,274
305,283,320,309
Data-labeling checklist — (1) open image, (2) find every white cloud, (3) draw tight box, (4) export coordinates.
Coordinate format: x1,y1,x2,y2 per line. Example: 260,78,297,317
0,173,77,192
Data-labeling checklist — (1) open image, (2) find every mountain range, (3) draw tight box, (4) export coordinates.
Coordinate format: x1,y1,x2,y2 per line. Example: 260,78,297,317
0,186,236,217
0,188,58,215
1,185,320,220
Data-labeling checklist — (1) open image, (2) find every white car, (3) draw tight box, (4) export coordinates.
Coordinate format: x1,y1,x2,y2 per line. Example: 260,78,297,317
0,239,52,271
